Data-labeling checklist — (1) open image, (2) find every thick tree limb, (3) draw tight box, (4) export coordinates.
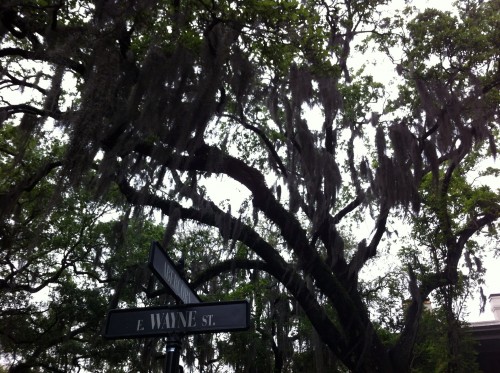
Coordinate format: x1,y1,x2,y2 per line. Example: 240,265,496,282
0,160,62,218
125,141,391,370
117,178,348,360
120,138,393,368
0,71,48,95
0,104,62,120
191,258,271,289
232,112,289,178
0,47,85,75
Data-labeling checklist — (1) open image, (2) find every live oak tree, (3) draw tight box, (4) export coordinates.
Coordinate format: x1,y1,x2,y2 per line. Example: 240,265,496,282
0,132,166,371
374,3,500,371
0,0,498,372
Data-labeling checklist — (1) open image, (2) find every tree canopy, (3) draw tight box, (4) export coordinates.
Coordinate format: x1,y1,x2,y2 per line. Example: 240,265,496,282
0,0,499,372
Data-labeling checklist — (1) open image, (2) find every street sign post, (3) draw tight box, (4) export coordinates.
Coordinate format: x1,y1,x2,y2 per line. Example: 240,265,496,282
103,300,250,339
165,335,182,373
148,241,201,304
105,242,250,373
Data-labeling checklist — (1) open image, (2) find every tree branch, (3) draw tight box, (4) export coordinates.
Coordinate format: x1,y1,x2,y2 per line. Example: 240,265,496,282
126,141,387,369
117,178,347,358
191,258,271,289
1,104,62,120
0,47,85,75
229,112,289,178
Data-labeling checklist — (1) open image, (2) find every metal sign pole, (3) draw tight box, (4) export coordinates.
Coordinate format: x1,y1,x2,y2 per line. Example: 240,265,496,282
164,335,182,373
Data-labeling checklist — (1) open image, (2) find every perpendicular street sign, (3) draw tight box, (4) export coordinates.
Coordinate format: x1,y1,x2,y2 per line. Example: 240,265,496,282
103,300,250,339
148,241,201,304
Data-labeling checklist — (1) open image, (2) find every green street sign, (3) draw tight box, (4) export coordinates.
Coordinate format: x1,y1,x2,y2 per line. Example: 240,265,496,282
103,301,250,339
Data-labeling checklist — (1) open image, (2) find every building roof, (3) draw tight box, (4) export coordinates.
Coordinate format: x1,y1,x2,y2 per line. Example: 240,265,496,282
469,320,500,372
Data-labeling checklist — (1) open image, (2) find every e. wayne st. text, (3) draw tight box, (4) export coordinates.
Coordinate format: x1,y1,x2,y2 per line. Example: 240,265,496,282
135,310,215,331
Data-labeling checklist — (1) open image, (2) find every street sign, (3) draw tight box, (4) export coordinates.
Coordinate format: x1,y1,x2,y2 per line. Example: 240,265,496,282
148,241,201,304
103,301,250,339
